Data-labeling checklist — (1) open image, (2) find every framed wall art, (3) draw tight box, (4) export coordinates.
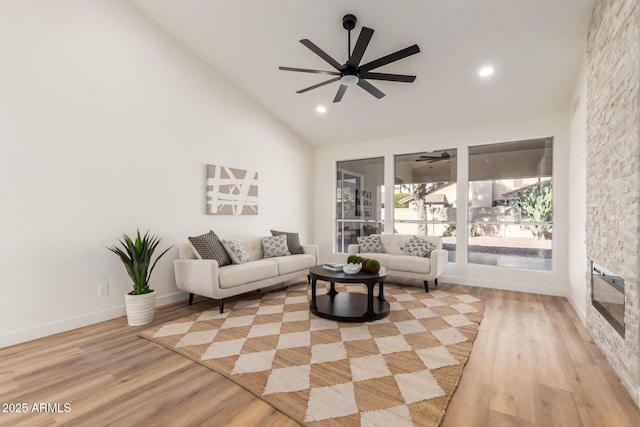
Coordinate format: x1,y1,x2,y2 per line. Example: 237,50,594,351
206,164,258,215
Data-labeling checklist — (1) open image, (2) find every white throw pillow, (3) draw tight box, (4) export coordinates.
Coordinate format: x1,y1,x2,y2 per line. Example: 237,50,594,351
222,239,250,264
357,235,383,253
400,236,435,257
262,235,291,258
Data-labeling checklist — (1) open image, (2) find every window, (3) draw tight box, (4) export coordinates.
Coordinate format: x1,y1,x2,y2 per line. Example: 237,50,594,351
336,157,384,253
394,150,457,261
468,138,553,270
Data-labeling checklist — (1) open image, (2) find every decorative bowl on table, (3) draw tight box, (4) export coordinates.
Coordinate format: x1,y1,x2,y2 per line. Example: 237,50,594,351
343,263,362,274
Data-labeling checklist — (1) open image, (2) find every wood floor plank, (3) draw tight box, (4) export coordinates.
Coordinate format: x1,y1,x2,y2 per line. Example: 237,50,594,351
536,384,583,427
0,283,639,426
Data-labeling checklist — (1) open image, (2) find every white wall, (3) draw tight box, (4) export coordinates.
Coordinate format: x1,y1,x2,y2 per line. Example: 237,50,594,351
568,52,588,323
315,112,570,296
0,0,313,347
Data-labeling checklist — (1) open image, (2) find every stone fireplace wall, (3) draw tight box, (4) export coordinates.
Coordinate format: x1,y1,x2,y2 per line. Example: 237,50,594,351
586,0,640,405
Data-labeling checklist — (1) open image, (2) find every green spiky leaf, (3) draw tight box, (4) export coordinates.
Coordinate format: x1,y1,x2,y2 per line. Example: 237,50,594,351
107,230,173,295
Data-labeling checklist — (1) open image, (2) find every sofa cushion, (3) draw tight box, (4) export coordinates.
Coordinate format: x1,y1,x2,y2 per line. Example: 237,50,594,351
378,234,442,254
388,255,431,274
270,230,303,255
233,237,264,261
218,261,279,289
400,236,436,257
265,254,316,275
357,235,383,253
188,231,231,266
221,239,250,264
357,253,392,268
262,235,291,258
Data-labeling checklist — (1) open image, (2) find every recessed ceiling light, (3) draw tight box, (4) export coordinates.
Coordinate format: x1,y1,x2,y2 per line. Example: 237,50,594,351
479,66,494,77
316,105,327,114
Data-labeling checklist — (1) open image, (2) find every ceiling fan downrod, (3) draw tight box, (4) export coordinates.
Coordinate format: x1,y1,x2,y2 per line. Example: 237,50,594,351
343,14,357,58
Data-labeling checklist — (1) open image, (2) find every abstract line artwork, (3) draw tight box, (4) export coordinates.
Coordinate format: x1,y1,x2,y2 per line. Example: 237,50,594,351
206,164,258,215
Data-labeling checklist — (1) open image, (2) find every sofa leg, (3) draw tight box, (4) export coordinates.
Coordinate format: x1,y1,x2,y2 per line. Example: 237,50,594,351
435,278,438,287
424,281,429,293
307,274,311,284
188,293,194,305
219,299,225,314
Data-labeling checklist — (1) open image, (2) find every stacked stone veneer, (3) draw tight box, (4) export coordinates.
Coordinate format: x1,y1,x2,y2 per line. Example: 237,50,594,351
586,0,640,405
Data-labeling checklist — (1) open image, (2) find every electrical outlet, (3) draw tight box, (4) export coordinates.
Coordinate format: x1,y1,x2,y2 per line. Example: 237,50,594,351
98,283,108,297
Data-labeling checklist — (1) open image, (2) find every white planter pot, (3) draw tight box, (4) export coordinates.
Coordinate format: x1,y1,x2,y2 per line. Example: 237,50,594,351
125,290,156,326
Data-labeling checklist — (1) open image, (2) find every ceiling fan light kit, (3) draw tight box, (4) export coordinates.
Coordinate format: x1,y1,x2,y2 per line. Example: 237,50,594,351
340,74,359,86
279,14,420,103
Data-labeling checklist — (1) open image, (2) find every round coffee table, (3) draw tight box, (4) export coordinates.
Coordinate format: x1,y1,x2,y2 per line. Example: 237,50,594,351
308,265,390,322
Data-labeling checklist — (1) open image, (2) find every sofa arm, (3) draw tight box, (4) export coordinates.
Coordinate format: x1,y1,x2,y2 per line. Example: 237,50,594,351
429,249,449,278
347,244,360,255
302,244,320,265
174,259,220,299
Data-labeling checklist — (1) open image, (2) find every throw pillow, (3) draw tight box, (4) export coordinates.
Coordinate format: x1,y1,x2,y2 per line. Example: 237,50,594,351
221,239,250,264
270,230,303,254
262,234,291,258
357,235,383,253
400,236,436,257
188,231,231,266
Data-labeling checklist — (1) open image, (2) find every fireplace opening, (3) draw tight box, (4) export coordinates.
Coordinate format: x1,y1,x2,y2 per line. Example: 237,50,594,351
591,262,625,337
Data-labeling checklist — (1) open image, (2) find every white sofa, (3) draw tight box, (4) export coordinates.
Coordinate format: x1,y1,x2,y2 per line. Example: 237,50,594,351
174,237,318,312
348,234,448,292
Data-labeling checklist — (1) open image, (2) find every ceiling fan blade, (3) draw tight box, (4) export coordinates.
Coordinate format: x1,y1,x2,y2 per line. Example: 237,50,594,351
299,39,343,71
357,79,385,99
348,27,374,68
279,66,340,76
333,85,348,103
360,72,416,83
359,44,420,72
296,77,340,94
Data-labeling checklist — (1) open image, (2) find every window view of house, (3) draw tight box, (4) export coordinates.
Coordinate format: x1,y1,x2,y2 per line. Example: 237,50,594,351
336,157,384,253
393,150,457,261
468,138,553,270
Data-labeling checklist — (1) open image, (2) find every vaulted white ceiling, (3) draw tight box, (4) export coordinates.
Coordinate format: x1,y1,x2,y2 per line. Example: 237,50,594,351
130,0,594,146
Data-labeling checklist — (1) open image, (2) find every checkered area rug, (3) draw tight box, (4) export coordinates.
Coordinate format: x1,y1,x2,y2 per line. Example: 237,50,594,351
139,282,484,427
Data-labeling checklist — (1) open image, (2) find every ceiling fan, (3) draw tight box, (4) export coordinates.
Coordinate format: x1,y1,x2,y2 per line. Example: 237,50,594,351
416,151,451,163
279,14,420,103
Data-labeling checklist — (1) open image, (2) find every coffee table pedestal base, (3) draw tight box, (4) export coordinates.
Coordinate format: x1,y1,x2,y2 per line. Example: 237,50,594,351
311,293,390,322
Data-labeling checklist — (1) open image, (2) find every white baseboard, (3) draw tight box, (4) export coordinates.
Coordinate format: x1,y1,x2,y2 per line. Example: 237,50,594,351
440,274,566,297
157,291,188,306
0,291,188,349
566,291,587,326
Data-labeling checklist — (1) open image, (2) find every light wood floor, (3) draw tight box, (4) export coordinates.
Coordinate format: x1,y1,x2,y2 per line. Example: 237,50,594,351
1,283,639,426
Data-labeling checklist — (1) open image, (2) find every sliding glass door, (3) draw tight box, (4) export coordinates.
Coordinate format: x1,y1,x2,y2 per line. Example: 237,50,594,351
336,158,384,253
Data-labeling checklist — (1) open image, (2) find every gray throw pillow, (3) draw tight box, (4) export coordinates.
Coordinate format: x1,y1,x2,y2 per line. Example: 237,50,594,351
262,234,291,258
221,239,250,264
270,230,303,255
357,235,383,253
188,231,232,266
400,236,436,257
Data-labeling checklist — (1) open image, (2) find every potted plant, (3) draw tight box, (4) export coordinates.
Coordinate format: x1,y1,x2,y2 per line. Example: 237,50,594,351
108,230,172,326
